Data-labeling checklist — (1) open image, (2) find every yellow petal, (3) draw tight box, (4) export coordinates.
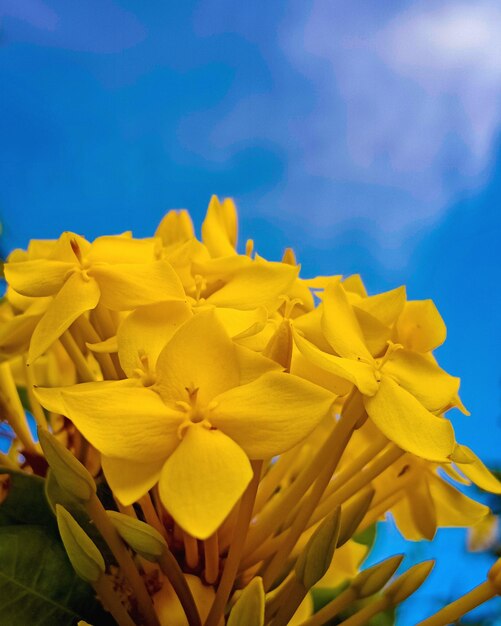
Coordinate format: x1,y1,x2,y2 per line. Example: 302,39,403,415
395,300,446,352
206,262,298,310
101,456,164,506
455,446,501,494
28,273,100,363
86,235,161,264
322,280,374,362
293,329,378,396
155,209,195,248
355,286,406,327
117,301,192,377
234,344,282,385
158,425,252,539
406,477,437,540
201,195,238,257
382,349,460,413
429,474,490,527
155,310,239,406
215,306,268,340
90,261,185,310
4,260,75,297
291,350,353,396
212,371,335,458
364,376,456,461
353,307,391,357
61,384,182,462
343,274,368,297
34,379,138,415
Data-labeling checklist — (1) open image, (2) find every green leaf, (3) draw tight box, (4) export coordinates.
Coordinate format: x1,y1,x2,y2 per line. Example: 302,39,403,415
0,467,55,528
0,525,114,625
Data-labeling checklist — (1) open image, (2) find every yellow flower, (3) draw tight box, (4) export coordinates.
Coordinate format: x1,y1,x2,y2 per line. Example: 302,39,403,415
38,311,335,539
293,280,457,461
5,232,185,362
374,449,501,541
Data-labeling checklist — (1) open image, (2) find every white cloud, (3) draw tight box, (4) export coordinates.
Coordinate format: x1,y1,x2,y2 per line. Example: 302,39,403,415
188,0,501,260
283,0,501,230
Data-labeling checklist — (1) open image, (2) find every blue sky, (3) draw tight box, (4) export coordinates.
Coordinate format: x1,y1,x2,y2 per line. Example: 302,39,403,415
1,1,500,623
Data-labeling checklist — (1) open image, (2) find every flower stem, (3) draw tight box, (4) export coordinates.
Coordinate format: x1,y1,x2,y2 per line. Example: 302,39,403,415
262,401,359,591
417,580,496,626
298,588,358,626
158,547,202,626
86,493,160,626
204,532,220,585
204,460,262,626
183,531,199,569
307,444,405,529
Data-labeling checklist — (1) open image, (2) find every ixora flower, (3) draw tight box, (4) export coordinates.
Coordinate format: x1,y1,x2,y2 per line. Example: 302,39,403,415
3,196,501,626
4,231,185,363
293,280,459,461
37,310,335,539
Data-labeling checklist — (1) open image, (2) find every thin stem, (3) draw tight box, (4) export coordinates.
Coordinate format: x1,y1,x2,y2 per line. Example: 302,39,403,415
417,580,496,626
74,315,119,380
94,574,137,626
139,494,168,540
321,435,388,503
183,531,199,569
298,588,357,626
337,596,389,626
262,402,359,591
158,547,202,626
204,532,220,585
307,444,405,529
204,460,263,626
60,331,96,382
253,449,298,515
242,420,338,559
86,493,160,626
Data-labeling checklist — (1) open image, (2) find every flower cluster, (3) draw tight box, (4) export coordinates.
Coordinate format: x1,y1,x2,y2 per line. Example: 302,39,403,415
0,196,500,626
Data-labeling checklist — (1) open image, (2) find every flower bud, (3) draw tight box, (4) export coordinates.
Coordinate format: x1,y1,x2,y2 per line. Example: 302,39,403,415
337,487,375,548
295,508,341,589
384,560,435,605
227,577,264,626
38,426,96,501
106,510,167,562
56,505,105,583
352,554,404,598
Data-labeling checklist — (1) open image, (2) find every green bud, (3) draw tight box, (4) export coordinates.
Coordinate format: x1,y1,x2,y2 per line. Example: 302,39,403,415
384,560,435,605
56,505,105,583
38,427,96,501
337,487,375,548
227,577,265,626
107,510,167,562
352,554,404,598
295,508,341,589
